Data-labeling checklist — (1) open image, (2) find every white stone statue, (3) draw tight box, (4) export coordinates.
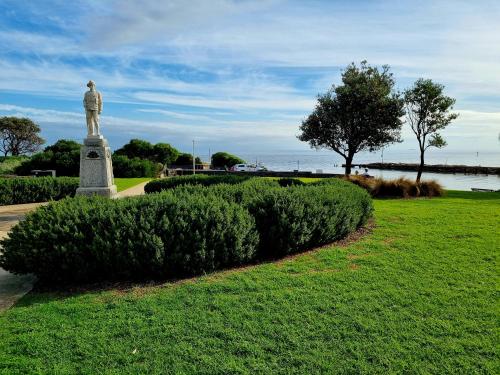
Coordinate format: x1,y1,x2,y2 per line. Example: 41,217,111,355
83,80,103,136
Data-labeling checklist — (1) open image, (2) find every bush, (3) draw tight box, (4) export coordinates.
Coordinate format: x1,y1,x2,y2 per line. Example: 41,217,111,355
144,174,253,193
0,177,79,205
246,184,372,258
0,177,373,283
211,152,245,169
0,193,258,282
15,139,81,176
112,155,162,178
0,156,28,175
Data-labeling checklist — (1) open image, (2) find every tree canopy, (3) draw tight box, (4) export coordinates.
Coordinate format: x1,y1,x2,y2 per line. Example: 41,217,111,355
404,79,458,182
15,139,81,176
298,61,405,175
0,117,45,157
114,139,179,165
174,153,202,166
211,152,245,168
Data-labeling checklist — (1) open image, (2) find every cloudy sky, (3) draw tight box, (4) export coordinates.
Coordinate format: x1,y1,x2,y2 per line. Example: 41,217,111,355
0,0,499,157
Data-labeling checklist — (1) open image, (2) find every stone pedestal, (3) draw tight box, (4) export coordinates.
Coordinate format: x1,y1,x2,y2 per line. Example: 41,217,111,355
76,135,117,198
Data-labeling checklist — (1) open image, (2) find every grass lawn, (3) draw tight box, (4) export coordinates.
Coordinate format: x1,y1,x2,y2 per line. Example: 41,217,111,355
114,177,151,192
0,191,498,373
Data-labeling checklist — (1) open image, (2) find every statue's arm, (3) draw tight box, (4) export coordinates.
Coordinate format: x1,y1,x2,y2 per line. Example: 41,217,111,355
98,92,103,113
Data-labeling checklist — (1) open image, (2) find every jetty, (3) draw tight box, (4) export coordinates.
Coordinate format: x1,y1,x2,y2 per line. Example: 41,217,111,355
345,162,500,175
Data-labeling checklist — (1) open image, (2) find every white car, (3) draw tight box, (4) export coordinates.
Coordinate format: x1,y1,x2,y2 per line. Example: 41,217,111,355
230,164,257,172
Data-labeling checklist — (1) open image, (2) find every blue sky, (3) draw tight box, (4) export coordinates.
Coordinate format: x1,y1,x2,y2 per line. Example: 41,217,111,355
0,0,499,158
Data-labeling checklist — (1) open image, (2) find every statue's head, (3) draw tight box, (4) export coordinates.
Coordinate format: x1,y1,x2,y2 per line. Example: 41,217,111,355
86,80,96,89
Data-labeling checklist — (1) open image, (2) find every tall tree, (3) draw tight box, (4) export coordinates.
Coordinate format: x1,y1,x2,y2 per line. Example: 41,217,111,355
299,61,404,175
0,117,45,157
404,79,458,182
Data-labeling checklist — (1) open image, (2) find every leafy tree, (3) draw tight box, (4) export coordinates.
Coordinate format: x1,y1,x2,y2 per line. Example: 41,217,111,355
115,139,180,164
174,153,202,166
153,143,179,165
404,79,458,182
211,152,245,169
0,117,45,157
298,61,405,175
114,139,154,160
15,139,81,176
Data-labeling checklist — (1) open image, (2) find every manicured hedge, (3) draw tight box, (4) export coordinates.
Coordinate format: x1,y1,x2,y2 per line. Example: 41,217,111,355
0,177,79,205
0,177,373,283
246,184,372,258
144,174,253,193
0,193,258,282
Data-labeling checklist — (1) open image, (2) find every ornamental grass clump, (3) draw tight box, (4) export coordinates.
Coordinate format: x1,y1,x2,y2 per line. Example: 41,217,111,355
338,176,444,198
0,176,78,205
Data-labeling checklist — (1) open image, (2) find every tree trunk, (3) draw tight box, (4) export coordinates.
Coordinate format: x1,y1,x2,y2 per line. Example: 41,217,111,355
344,154,354,175
416,150,424,183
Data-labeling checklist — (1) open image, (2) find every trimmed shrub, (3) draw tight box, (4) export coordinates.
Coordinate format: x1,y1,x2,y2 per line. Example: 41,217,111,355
144,174,253,193
246,184,372,258
0,176,373,283
0,193,258,282
0,177,79,205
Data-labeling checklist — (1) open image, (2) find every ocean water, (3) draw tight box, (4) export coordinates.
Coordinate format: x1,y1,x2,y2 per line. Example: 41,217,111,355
233,149,500,191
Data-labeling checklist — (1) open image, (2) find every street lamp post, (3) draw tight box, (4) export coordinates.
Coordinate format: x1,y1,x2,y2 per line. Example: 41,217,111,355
192,140,195,175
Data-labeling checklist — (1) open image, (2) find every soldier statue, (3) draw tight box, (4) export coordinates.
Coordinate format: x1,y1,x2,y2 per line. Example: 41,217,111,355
83,80,103,136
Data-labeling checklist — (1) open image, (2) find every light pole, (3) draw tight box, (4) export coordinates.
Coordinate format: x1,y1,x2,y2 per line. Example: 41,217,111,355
192,140,195,175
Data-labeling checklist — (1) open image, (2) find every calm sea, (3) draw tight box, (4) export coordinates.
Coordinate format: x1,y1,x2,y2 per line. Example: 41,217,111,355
231,149,500,191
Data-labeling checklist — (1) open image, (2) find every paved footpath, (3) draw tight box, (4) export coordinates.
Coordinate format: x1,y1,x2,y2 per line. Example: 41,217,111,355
0,183,147,312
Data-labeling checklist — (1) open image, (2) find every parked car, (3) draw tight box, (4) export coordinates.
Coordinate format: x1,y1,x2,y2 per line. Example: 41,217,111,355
230,164,256,172
229,163,268,172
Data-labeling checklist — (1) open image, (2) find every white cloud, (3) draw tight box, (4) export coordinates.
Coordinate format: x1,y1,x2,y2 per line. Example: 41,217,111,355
133,91,314,111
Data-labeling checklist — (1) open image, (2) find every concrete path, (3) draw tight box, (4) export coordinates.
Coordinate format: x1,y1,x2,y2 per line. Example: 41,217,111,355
0,182,148,312
0,202,46,312
116,181,148,198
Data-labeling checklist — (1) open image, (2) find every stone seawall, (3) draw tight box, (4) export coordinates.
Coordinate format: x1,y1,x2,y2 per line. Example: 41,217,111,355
169,169,344,178
344,163,500,175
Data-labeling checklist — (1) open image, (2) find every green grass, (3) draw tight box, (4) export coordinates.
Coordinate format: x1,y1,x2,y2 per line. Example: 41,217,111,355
0,191,498,373
114,177,151,192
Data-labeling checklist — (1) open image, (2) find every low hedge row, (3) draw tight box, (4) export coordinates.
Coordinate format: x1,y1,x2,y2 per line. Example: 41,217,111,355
0,178,373,283
144,174,252,193
0,177,79,205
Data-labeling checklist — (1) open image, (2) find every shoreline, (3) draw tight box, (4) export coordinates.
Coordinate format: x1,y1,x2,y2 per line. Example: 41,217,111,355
344,162,500,175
